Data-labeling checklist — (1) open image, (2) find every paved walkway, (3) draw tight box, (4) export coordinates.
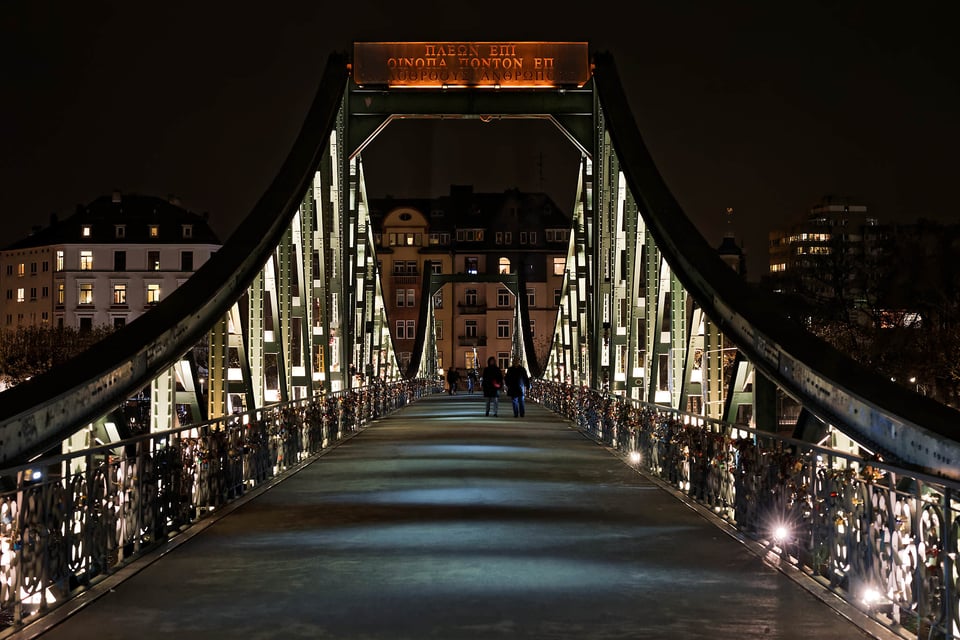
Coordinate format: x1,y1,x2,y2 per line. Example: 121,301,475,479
14,394,897,639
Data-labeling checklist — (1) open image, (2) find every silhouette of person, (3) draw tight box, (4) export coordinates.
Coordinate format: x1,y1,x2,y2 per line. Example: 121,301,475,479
481,357,504,416
504,358,530,417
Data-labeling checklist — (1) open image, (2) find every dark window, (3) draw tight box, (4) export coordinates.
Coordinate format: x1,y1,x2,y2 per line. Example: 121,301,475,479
114,251,126,271
181,251,194,271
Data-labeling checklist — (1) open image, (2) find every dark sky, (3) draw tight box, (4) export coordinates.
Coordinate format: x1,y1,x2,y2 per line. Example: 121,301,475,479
2,2,957,280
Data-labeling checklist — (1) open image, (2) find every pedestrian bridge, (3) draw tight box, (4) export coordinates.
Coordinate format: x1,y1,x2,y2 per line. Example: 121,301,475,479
8,394,898,640
0,42,958,639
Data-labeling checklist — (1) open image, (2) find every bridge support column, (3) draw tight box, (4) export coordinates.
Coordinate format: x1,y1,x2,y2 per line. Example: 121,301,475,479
150,366,176,432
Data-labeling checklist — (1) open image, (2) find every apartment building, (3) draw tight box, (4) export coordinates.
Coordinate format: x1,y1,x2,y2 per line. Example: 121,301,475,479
0,191,221,330
369,185,571,377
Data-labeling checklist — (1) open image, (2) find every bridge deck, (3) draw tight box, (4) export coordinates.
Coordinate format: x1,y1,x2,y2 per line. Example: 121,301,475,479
17,395,894,640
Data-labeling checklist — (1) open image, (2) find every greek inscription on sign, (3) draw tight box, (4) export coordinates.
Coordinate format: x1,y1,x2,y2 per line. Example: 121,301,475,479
353,42,590,88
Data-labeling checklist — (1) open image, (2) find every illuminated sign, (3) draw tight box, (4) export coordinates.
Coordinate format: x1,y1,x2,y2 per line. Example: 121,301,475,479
353,41,590,88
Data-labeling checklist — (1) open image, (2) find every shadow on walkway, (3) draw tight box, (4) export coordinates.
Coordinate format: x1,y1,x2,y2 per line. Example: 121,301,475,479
19,394,891,640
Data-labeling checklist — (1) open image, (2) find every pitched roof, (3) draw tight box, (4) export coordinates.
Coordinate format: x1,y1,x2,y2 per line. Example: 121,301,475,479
4,193,221,250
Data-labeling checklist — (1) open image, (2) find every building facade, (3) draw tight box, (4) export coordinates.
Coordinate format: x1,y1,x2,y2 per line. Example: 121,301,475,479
1,192,221,331
766,197,880,317
369,185,571,379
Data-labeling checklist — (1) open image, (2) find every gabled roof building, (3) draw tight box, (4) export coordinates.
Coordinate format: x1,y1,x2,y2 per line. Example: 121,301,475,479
368,185,572,378
0,191,221,331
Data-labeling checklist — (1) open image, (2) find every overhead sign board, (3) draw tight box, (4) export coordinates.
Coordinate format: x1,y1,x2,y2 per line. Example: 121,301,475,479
353,41,590,88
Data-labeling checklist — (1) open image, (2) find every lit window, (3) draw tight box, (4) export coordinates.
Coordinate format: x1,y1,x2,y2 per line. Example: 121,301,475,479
82,225,92,237
80,251,93,270
78,283,93,305
16,288,24,303
17,263,24,276
56,250,64,271
113,284,127,305
499,257,510,274
149,225,160,238
57,283,65,305
147,283,161,304
553,257,565,275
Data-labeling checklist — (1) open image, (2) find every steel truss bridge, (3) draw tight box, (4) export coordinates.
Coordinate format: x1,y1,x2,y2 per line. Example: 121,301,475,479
0,44,959,637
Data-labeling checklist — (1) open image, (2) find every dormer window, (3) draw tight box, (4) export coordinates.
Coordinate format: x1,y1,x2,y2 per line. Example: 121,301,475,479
115,225,126,239
81,225,92,238
149,224,159,238
182,224,193,239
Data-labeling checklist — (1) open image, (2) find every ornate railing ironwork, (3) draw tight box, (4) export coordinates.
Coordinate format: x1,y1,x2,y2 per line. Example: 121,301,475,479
531,381,959,640
0,379,430,631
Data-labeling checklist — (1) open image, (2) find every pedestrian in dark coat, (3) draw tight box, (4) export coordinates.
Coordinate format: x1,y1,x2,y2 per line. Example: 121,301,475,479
504,358,531,417
480,357,504,417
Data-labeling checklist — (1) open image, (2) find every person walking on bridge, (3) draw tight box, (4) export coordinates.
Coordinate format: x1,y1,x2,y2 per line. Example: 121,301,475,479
481,357,503,417
446,367,460,395
504,358,530,418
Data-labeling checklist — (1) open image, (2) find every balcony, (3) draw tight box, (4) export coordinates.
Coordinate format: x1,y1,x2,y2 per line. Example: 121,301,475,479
457,335,487,347
457,302,487,314
392,274,419,285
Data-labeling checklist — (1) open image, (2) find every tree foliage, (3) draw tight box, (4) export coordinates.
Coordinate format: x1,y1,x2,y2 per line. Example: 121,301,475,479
0,325,115,388
768,221,960,409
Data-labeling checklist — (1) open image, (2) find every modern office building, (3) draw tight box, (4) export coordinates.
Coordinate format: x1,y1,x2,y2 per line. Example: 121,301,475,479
767,196,879,315
369,185,572,379
0,191,221,331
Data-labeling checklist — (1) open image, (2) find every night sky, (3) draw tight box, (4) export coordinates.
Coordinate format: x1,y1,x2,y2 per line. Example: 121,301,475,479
2,2,957,280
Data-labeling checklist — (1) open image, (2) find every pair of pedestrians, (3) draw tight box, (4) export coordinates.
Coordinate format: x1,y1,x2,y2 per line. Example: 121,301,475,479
481,357,530,418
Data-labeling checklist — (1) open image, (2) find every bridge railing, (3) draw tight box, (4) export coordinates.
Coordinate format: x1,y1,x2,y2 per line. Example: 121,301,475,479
532,380,959,640
0,378,431,632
